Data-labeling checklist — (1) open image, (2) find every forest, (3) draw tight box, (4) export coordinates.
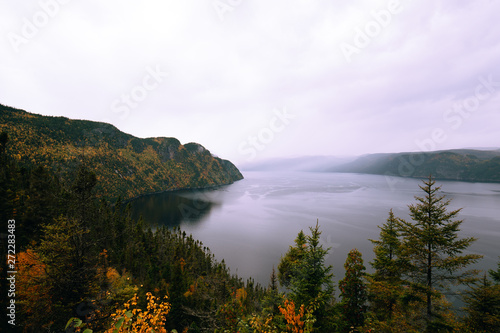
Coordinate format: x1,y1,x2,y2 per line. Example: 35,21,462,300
1,130,499,333
0,104,243,201
332,150,500,183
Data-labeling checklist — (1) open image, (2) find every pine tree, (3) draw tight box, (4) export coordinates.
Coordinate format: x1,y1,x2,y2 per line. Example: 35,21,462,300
339,248,367,331
398,176,483,328
34,216,99,330
290,223,335,306
368,209,405,322
489,257,500,283
262,267,283,316
370,209,404,281
462,275,500,331
22,165,63,245
278,230,307,288
278,221,335,331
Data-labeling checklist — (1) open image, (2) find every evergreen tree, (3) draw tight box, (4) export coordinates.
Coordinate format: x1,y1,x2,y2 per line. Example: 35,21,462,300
278,222,335,330
0,135,22,225
339,248,367,331
368,209,405,321
462,275,500,332
291,223,335,305
262,267,283,316
398,176,483,329
34,216,99,330
278,230,307,288
22,165,63,245
0,131,9,157
370,209,403,281
70,164,97,226
489,257,500,283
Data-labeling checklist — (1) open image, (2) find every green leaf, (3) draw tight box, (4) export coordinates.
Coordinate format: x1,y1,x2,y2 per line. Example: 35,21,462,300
125,310,133,318
83,329,93,333
115,317,125,329
65,317,82,329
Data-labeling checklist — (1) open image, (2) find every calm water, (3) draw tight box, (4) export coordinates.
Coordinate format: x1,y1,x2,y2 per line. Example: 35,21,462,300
130,172,500,287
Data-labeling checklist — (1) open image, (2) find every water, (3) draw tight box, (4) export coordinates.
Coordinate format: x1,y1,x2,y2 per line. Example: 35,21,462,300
130,172,500,288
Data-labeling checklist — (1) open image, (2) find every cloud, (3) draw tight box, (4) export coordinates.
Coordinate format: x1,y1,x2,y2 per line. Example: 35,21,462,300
1,0,500,164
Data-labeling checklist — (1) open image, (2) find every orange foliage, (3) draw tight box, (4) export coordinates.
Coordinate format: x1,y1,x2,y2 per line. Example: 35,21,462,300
16,250,50,314
279,299,305,333
15,250,54,332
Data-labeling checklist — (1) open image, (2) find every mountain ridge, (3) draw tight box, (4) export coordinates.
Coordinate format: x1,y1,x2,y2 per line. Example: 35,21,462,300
331,149,500,183
0,103,243,200
239,149,500,183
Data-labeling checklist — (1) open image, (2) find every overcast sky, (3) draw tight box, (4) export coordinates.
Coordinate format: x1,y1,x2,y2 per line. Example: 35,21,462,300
1,0,499,165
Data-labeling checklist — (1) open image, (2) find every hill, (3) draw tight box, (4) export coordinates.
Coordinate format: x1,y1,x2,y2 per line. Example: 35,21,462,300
331,149,500,182
0,103,243,200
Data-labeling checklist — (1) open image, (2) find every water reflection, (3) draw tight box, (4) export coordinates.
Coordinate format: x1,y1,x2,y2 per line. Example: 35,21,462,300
129,189,218,228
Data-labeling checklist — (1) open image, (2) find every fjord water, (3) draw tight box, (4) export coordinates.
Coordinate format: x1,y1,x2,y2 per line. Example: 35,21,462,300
130,171,500,286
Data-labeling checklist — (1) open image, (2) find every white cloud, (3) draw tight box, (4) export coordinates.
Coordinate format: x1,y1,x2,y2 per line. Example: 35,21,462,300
1,0,500,164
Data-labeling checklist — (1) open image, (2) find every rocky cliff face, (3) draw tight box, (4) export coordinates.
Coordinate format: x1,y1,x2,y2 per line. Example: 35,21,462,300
0,104,243,200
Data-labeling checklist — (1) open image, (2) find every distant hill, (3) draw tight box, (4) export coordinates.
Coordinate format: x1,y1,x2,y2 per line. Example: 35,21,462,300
331,149,500,183
239,155,356,172
0,104,243,200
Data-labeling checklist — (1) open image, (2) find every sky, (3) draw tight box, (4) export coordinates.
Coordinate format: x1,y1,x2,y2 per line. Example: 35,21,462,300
1,0,499,165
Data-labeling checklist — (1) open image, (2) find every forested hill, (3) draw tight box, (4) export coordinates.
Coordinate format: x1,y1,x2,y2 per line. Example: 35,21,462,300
331,149,500,182
0,103,243,200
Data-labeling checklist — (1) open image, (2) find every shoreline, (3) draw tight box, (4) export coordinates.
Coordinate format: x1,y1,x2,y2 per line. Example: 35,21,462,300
123,176,244,204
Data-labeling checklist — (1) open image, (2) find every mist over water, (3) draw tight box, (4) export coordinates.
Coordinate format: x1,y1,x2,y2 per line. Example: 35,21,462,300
130,172,500,288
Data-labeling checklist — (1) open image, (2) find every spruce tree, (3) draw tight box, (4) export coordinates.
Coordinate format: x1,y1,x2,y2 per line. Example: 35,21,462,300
368,209,404,321
291,222,335,307
339,248,367,331
22,165,63,245
489,257,500,283
370,209,403,281
278,230,307,288
278,222,335,330
398,176,483,327
34,216,99,330
462,275,500,332
262,267,282,316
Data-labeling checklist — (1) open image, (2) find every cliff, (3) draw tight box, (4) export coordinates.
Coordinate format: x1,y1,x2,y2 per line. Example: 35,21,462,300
0,103,243,200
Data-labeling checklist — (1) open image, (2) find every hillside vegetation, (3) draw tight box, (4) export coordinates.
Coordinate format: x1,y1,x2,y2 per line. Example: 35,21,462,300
332,149,500,182
0,104,243,200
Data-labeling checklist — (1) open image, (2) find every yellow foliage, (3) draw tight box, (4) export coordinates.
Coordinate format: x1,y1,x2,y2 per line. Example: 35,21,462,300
248,314,277,333
236,287,247,305
106,292,171,333
106,267,121,287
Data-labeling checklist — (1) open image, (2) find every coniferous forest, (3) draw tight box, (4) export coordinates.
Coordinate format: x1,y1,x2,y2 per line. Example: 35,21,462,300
1,128,500,333
4,0,500,331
